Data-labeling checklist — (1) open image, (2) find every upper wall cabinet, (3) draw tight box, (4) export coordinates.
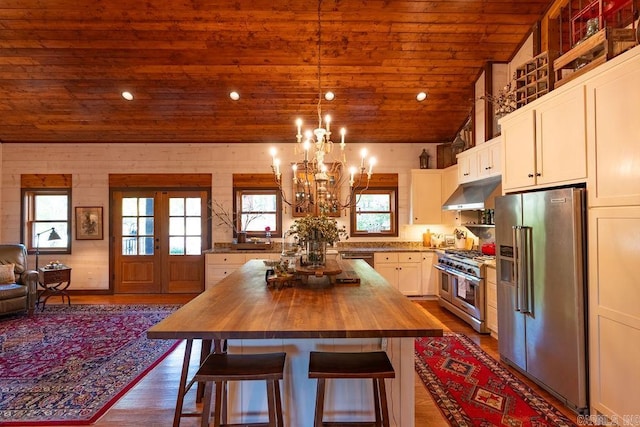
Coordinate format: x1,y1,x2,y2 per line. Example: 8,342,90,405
410,169,443,224
586,48,640,207
500,83,587,192
457,137,502,184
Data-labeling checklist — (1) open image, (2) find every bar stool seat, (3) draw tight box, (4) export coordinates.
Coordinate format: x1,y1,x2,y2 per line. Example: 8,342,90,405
194,352,286,427
308,351,395,427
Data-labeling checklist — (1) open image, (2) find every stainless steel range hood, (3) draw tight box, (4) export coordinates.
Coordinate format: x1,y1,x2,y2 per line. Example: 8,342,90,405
442,175,502,211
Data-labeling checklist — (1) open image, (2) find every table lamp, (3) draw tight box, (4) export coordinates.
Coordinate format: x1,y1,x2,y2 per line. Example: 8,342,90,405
35,227,61,270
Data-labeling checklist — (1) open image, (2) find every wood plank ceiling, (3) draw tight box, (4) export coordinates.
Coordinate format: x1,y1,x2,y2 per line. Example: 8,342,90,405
0,0,553,145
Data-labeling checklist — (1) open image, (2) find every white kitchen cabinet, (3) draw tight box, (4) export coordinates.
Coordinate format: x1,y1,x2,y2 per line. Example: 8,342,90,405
501,83,587,192
588,206,640,418
410,170,443,224
456,137,502,184
485,265,498,337
206,252,279,289
420,252,437,296
585,49,640,208
477,138,502,180
374,252,422,296
456,150,478,183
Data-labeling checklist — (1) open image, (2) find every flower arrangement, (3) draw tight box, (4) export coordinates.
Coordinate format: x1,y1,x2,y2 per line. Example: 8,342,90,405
481,75,518,118
288,215,347,245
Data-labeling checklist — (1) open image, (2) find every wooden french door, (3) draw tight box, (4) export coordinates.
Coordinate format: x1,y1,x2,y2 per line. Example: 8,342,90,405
112,189,207,294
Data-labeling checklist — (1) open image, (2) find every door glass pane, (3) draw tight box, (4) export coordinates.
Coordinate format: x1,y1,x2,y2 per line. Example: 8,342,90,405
122,237,137,255
186,198,201,216
139,198,154,216
185,217,201,235
138,237,155,255
170,198,185,216
186,237,201,255
122,198,138,216
169,236,185,255
170,217,185,235
138,217,154,236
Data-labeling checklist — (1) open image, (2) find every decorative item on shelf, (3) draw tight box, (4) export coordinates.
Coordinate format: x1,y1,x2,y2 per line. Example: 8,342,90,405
288,215,347,267
268,0,376,217
265,226,271,244
480,75,518,118
419,149,430,169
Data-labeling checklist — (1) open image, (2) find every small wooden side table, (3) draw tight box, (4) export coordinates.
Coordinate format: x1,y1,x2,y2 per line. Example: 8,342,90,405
37,266,72,310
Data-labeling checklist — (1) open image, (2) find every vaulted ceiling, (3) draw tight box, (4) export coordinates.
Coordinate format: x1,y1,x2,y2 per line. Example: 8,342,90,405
0,0,553,145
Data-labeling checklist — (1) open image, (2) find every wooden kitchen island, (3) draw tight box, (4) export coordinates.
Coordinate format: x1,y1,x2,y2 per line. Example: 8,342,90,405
147,259,442,427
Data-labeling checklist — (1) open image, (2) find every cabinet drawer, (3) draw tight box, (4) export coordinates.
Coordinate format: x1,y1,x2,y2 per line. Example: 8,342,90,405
244,253,279,262
40,268,71,283
206,253,246,265
398,252,421,263
374,252,399,264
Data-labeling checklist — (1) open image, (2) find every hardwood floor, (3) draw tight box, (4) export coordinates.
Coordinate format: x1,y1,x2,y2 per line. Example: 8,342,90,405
45,295,579,426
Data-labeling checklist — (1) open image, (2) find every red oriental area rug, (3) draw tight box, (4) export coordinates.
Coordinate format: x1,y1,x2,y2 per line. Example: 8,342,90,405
0,304,180,425
415,333,578,427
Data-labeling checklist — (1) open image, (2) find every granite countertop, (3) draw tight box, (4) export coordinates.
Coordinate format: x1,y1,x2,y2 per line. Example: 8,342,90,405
206,243,444,254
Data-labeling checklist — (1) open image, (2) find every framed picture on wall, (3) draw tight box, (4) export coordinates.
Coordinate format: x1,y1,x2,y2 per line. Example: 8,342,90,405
75,206,103,240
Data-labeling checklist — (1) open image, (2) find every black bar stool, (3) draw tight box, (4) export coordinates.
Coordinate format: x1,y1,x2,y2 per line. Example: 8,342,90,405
192,352,286,427
308,351,395,427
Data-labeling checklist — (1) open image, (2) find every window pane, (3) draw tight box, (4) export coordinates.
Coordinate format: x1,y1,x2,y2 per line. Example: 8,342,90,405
169,217,185,236
34,195,68,221
242,194,276,211
34,223,68,249
138,237,154,255
170,198,185,216
138,198,154,216
185,217,201,235
186,237,201,255
185,198,201,216
122,198,138,216
356,213,391,232
356,194,390,212
169,237,184,255
243,214,276,232
138,218,154,236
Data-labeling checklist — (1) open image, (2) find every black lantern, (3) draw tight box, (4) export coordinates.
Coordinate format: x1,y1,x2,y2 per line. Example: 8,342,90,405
419,149,430,169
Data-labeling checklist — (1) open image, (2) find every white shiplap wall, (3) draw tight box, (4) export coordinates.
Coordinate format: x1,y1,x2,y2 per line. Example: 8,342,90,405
0,142,445,290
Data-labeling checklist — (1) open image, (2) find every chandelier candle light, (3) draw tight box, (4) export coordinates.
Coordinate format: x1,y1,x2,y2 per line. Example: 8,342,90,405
269,0,376,216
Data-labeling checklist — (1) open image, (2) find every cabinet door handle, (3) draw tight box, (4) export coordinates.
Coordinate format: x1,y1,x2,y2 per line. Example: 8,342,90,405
485,166,491,170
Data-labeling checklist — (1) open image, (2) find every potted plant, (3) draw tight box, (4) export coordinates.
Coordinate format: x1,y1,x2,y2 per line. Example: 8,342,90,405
288,215,347,266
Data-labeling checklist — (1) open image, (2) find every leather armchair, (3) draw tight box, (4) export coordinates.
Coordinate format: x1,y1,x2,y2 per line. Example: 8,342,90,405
0,244,38,316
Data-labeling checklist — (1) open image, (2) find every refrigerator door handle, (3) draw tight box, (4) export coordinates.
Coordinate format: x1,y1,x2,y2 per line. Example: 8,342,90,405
513,225,532,313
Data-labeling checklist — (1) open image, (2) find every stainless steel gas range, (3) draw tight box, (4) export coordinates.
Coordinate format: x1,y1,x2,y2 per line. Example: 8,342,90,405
434,249,495,334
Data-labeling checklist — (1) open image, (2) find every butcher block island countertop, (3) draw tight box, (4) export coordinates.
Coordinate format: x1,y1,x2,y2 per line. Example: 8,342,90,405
148,259,442,340
147,259,441,427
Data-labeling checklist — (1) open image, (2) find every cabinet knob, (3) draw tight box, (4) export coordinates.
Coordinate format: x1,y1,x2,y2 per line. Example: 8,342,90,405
536,172,541,177
528,174,534,178
485,166,491,170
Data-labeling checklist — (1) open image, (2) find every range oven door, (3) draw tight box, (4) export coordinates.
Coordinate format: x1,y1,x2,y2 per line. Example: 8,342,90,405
433,264,453,302
450,272,485,321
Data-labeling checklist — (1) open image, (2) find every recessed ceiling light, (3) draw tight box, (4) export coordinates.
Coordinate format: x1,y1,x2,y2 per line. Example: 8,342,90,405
324,91,335,101
229,91,240,101
416,92,428,102
121,91,134,101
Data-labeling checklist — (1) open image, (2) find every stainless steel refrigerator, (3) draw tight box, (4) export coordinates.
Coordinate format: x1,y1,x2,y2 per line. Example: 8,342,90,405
495,187,588,414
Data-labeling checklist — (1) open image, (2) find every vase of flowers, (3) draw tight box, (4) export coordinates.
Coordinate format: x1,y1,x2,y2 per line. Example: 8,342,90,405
288,215,347,267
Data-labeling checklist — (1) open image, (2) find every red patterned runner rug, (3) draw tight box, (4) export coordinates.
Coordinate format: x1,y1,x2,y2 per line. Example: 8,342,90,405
415,333,578,427
0,304,181,425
